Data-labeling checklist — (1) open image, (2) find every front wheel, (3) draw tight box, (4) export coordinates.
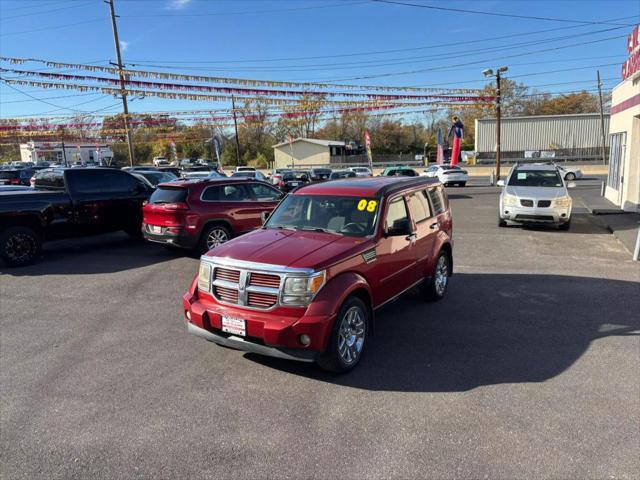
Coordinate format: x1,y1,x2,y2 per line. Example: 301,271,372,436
317,296,369,373
422,250,450,302
0,226,42,267
558,219,571,231
459,182,466,187
565,172,576,181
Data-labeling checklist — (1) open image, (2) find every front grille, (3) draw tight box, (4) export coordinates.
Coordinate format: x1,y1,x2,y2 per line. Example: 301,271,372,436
515,214,555,221
215,267,240,283
248,272,280,288
520,199,534,207
537,200,551,208
247,292,278,308
214,285,239,303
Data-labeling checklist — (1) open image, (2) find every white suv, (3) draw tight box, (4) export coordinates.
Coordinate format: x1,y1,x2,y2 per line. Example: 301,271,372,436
498,163,573,230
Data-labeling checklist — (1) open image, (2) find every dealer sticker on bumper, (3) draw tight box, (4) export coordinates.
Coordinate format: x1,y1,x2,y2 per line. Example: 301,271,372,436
221,316,246,336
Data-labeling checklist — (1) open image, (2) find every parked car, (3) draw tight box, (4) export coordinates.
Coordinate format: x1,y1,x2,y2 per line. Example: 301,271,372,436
0,168,151,266
277,170,310,192
309,168,332,182
0,168,35,186
234,166,256,173
131,170,178,189
269,168,292,186
422,164,468,187
380,166,418,177
231,170,268,182
329,170,357,180
556,165,583,181
183,176,453,372
152,156,169,166
157,166,182,177
182,170,224,181
122,166,158,172
348,166,373,177
497,163,573,230
142,178,284,253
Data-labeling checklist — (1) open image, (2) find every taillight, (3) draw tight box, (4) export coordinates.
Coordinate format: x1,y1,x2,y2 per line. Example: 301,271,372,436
279,181,285,187
162,202,189,210
10,178,20,184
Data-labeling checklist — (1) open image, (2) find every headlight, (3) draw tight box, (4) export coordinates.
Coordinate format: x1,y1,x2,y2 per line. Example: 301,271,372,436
198,261,212,292
554,196,572,208
281,271,326,306
503,193,518,206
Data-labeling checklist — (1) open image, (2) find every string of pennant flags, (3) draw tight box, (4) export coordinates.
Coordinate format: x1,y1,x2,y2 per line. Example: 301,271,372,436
0,56,488,95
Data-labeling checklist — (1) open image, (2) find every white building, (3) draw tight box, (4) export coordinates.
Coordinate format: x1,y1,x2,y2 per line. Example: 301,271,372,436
605,25,640,213
272,138,347,168
20,142,114,165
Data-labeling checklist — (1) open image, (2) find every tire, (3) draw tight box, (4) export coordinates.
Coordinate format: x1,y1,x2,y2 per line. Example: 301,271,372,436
422,250,450,302
558,219,571,231
0,226,42,267
317,296,369,373
565,172,576,181
498,216,508,227
199,223,231,254
460,182,466,187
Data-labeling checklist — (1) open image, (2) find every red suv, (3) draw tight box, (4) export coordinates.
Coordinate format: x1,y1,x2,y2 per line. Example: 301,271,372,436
143,178,283,253
182,176,453,372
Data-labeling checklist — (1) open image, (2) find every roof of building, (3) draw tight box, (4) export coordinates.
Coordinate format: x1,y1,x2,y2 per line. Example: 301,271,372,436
477,112,610,122
272,137,346,149
293,175,439,197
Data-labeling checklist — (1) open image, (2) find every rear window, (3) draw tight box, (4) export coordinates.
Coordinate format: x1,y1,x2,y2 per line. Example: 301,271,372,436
150,186,188,204
33,170,65,190
0,171,19,179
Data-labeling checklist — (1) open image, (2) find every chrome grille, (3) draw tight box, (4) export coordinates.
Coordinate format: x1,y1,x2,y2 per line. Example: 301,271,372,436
215,267,240,283
537,200,551,208
211,265,282,310
247,292,278,308
520,199,534,207
249,272,280,288
214,285,239,303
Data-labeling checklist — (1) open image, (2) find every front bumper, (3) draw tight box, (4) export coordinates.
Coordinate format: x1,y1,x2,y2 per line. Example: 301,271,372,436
183,291,334,362
500,204,571,224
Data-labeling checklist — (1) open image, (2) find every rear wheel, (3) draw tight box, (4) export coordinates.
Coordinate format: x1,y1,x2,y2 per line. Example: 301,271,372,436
0,226,42,267
199,223,231,254
565,172,576,181
317,296,369,373
422,250,450,302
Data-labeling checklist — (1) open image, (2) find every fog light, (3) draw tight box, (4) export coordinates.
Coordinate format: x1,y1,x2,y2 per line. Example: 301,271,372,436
298,334,311,346
185,310,191,321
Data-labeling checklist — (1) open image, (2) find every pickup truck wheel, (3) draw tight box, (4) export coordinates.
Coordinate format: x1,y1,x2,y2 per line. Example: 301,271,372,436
1,226,41,267
422,250,450,302
317,296,368,373
200,224,231,254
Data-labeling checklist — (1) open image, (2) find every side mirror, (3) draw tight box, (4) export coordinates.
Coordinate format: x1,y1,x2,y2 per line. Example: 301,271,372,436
566,181,576,189
386,218,412,237
496,180,505,187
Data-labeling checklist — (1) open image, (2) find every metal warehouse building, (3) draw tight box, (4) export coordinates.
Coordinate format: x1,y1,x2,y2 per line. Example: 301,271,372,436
475,113,610,161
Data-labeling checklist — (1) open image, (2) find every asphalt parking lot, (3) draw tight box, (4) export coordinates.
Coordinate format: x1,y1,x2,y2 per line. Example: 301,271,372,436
1,183,638,479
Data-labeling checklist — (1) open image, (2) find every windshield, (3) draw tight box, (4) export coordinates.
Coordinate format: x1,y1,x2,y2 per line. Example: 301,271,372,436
508,170,563,188
265,195,379,237
283,171,309,181
232,171,255,177
143,171,177,186
150,186,188,204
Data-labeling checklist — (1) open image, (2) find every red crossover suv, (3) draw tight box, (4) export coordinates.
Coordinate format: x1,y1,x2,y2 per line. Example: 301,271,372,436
182,176,453,372
143,178,284,253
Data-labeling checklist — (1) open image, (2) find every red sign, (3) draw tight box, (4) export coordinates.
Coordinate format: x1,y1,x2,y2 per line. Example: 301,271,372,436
622,25,640,80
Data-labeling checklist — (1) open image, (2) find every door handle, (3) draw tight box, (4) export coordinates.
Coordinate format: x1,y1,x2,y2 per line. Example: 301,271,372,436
429,222,439,230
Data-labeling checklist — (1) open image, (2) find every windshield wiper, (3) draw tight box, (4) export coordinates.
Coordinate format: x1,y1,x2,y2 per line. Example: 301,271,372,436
267,224,297,231
297,226,341,235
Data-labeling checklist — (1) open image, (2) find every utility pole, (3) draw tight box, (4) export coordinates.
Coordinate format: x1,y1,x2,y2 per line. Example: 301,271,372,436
231,95,241,166
596,70,607,165
61,137,68,167
495,69,502,182
106,0,135,166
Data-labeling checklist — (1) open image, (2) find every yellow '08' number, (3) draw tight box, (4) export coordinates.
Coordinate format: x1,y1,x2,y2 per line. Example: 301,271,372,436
366,200,377,212
357,199,368,211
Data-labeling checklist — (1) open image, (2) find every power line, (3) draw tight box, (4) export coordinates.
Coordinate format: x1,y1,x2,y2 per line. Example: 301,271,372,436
1,92,104,104
0,1,93,20
0,18,104,37
371,0,638,26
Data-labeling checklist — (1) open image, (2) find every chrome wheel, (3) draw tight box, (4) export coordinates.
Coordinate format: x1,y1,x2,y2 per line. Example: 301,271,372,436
434,254,449,297
206,227,229,249
337,306,366,365
5,233,36,263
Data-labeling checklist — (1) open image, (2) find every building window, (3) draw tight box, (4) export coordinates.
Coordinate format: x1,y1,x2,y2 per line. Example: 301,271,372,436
607,132,626,190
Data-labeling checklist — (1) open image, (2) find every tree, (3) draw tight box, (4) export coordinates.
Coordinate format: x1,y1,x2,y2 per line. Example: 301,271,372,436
522,91,602,116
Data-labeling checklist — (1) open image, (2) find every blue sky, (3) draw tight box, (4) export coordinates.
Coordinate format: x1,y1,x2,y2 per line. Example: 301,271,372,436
0,0,638,119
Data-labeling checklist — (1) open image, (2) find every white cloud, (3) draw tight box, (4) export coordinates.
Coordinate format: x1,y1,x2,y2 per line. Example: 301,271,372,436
119,40,129,52
167,0,191,10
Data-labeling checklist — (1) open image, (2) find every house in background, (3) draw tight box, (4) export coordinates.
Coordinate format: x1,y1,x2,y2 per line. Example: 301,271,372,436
272,138,347,168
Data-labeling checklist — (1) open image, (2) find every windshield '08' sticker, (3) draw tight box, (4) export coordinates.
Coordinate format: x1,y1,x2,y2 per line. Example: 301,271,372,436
357,199,378,212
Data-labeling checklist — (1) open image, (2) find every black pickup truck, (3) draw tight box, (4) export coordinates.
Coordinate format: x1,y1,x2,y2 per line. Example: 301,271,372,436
0,168,151,267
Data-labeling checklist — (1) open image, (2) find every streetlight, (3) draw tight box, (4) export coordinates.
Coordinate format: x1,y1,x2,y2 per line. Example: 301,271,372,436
483,65,508,182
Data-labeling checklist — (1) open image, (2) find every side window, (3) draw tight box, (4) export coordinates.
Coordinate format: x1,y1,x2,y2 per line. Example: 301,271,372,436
427,187,445,215
202,184,249,201
248,183,281,201
408,191,432,223
384,196,409,230
70,170,140,194
34,171,64,189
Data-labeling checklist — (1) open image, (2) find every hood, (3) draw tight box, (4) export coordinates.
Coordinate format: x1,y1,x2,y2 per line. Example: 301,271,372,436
505,186,567,199
205,228,371,270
